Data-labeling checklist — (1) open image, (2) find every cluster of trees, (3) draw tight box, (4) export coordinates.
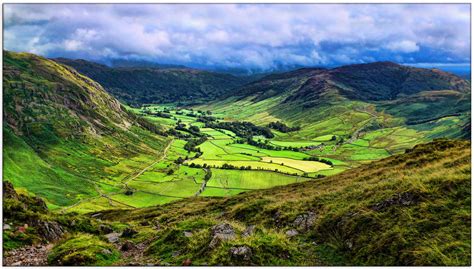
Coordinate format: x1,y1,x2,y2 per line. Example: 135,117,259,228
184,136,207,154
188,162,252,170
303,156,333,166
235,138,301,152
175,122,204,137
197,115,217,123
205,121,274,138
267,121,301,133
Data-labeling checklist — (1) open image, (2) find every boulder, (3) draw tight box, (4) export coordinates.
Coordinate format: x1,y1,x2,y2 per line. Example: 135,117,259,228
99,224,113,234
293,212,317,231
211,223,235,237
209,223,236,249
285,229,299,237
371,192,419,211
3,181,19,200
3,224,11,230
105,232,121,243
120,241,136,251
34,220,65,242
230,246,252,261
121,227,138,238
184,231,193,238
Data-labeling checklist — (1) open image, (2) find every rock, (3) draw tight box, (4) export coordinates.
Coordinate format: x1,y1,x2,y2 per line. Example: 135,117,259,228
182,259,192,266
105,232,121,243
121,227,138,238
345,240,353,249
3,181,19,200
30,196,48,212
230,246,252,261
371,192,419,211
34,220,65,242
209,223,236,248
120,241,136,251
99,224,113,234
91,213,103,219
101,249,112,255
183,231,193,237
3,224,11,230
285,229,299,237
242,225,255,237
293,212,317,231
211,223,235,237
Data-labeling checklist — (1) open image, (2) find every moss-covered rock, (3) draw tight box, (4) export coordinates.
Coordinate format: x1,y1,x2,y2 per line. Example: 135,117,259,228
47,234,120,266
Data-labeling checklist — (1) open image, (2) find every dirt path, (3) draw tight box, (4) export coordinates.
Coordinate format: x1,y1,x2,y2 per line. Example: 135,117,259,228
123,139,173,188
61,139,173,213
4,244,53,266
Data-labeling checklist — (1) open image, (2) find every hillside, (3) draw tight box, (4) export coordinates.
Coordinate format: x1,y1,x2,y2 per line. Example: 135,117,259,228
197,62,470,161
3,51,169,208
54,58,253,106
3,140,470,266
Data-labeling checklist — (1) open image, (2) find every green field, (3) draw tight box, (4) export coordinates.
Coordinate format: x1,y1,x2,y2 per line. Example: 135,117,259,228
7,99,468,213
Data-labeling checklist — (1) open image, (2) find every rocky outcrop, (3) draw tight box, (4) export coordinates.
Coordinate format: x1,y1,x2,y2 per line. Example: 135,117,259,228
371,192,419,211
293,212,317,231
209,223,236,249
34,220,65,242
230,246,252,261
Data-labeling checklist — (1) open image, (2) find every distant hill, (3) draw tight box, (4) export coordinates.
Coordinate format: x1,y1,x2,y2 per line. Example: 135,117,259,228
236,62,469,103
54,58,254,106
109,59,187,69
3,51,169,207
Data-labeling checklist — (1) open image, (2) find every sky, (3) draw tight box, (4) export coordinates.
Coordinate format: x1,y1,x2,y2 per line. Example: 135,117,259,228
3,4,471,71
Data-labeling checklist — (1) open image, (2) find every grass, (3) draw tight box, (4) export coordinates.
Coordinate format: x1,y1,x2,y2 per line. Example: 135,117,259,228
260,157,331,172
204,169,310,190
97,140,471,266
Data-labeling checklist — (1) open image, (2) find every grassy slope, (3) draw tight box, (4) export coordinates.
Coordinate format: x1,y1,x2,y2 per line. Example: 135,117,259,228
96,139,470,266
3,51,169,208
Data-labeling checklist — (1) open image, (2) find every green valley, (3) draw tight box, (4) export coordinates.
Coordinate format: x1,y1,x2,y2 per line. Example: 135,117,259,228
2,50,471,266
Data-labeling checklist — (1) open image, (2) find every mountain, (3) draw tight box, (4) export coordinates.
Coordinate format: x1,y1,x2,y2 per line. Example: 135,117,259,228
4,139,470,266
3,51,169,207
233,62,469,103
53,58,255,106
198,62,470,156
110,59,187,69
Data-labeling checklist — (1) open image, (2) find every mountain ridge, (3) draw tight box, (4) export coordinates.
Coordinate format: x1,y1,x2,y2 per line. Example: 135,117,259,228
53,58,256,106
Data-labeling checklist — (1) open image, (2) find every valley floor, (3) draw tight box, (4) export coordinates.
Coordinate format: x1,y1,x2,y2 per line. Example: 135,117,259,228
62,101,467,213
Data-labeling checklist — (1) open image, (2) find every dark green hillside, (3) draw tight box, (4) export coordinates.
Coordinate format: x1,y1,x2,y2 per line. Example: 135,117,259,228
328,62,470,101
229,62,469,104
3,51,169,208
54,58,253,106
74,140,468,266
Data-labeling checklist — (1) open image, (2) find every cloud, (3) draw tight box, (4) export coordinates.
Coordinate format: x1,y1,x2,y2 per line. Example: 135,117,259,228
3,4,470,70
386,40,420,53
